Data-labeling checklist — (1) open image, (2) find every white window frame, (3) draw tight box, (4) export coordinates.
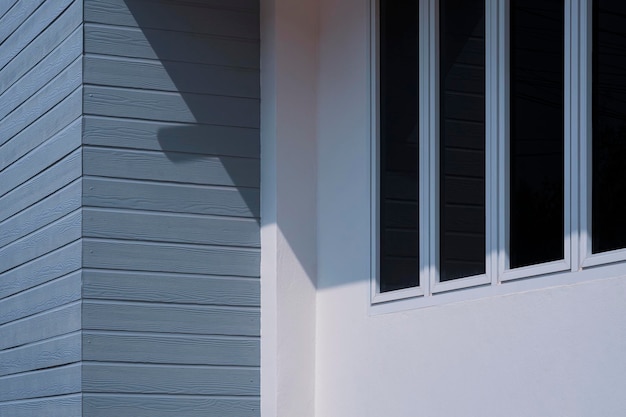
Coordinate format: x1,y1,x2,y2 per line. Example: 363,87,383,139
370,0,626,310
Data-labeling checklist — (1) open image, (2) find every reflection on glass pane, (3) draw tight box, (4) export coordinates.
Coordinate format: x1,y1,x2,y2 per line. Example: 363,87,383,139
379,0,419,292
592,0,626,254
509,0,564,268
439,0,486,281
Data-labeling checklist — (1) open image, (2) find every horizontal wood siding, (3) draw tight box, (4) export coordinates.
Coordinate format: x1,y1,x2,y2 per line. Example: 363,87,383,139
82,0,260,414
0,1,83,414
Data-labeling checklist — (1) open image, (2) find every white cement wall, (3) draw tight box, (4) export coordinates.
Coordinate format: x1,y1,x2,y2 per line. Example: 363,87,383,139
262,0,626,416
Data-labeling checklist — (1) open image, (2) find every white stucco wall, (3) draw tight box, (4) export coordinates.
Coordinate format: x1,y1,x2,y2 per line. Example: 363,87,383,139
262,0,626,416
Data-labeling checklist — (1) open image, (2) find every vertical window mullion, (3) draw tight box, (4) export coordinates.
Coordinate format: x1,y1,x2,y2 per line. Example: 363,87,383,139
579,0,592,265
568,0,581,271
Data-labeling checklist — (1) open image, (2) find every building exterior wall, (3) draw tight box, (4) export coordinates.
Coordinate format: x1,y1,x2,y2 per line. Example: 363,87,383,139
261,0,626,416
0,1,84,415
0,1,260,415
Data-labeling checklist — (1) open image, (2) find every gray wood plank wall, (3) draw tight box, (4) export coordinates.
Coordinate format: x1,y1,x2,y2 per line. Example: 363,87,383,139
0,1,83,416
81,0,260,415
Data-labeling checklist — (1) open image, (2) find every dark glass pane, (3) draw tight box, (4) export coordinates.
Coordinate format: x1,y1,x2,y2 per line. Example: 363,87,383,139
439,0,486,281
379,0,419,292
592,0,626,253
509,0,564,268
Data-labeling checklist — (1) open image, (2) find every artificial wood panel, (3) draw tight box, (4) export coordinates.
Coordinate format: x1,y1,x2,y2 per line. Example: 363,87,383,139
0,28,82,121
83,332,259,366
83,395,259,417
0,0,47,58
83,239,259,277
0,363,81,402
83,301,259,336
0,394,81,417
83,177,260,218
82,270,259,306
0,119,81,198
0,2,18,22
85,24,259,68
83,55,259,98
82,116,259,158
0,302,81,350
83,147,259,187
83,86,260,128
0,0,73,69
85,0,259,39
0,0,82,95
0,332,81,377
83,208,259,247
0,60,81,146
0,271,81,325
0,181,81,249
0,241,81,300
0,89,82,170
83,363,259,395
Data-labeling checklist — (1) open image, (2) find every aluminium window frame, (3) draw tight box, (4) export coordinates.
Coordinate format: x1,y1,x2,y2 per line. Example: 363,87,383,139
370,0,626,309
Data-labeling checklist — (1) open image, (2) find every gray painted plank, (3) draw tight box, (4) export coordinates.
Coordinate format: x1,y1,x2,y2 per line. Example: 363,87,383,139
0,59,81,146
83,332,259,366
0,1,18,21
83,55,259,98
0,0,45,46
0,363,81,402
0,271,81,325
85,24,259,68
83,270,259,306
0,210,81,274
83,395,259,417
83,146,259,187
0,180,81,249
0,302,81,350
82,116,259,158
0,394,81,417
0,332,81,377
0,0,74,71
85,0,259,39
0,118,81,198
83,301,259,336
0,241,81,299
0,27,82,120
0,0,82,94
0,149,81,223
83,208,259,247
83,239,260,277
83,86,260,128
0,89,82,171
83,363,258,395
83,177,260,218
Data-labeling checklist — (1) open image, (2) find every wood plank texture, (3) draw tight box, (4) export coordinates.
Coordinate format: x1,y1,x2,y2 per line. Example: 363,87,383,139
83,208,259,247
0,271,81,325
83,301,259,336
0,0,82,95
0,332,81,377
83,332,259,366
0,89,82,170
83,270,259,306
0,241,81,300
83,239,259,277
0,363,81,402
0,302,81,350
0,149,81,223
85,23,259,68
85,0,259,39
82,116,259,157
83,55,259,97
83,395,259,417
83,147,259,187
0,394,81,417
83,177,260,218
0,0,45,47
83,363,258,395
0,118,81,198
83,85,260,128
